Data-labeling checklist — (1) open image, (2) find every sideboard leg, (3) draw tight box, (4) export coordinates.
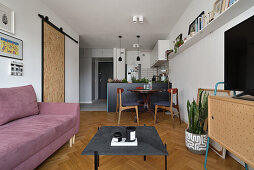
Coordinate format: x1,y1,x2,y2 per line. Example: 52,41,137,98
98,154,99,167
165,144,167,170
69,137,73,147
204,137,210,170
245,163,248,170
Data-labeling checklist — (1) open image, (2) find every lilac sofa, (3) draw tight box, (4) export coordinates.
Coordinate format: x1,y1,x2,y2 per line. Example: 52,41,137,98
0,85,80,170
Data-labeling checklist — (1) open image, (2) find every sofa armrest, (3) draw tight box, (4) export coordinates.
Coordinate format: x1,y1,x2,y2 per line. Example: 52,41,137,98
38,102,80,134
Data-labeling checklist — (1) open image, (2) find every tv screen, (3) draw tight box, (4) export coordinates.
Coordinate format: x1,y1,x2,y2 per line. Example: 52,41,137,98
224,15,254,94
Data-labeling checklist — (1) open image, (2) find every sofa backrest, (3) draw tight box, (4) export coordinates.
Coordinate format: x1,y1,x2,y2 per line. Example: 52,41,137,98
0,85,39,125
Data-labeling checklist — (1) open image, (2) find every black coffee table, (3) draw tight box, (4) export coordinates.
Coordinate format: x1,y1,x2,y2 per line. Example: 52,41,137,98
81,126,168,170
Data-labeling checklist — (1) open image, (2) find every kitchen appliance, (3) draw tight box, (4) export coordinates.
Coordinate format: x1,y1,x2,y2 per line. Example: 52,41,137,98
127,64,141,82
160,69,167,82
161,74,166,81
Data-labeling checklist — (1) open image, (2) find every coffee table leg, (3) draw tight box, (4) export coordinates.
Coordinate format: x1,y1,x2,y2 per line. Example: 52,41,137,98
144,155,146,161
165,144,167,170
94,151,98,170
165,155,167,170
98,155,99,167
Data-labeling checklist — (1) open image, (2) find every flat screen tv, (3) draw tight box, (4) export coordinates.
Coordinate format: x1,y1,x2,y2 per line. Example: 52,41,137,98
224,15,254,98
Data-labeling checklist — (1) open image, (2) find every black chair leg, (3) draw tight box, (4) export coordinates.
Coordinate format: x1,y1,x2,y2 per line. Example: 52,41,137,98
165,144,167,170
94,151,98,170
98,155,99,167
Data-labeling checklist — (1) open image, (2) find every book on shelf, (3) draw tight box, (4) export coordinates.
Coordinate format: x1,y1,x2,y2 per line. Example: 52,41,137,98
195,19,198,32
195,14,206,33
228,0,237,7
221,0,227,13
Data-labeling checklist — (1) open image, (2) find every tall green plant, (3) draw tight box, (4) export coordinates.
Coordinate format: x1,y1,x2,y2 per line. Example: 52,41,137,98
187,90,208,134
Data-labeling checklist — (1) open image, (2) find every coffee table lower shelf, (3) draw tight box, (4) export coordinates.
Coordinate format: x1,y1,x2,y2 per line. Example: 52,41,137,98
91,144,167,170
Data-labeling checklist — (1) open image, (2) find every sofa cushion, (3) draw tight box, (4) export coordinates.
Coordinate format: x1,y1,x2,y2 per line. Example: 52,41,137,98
0,114,76,170
0,85,39,125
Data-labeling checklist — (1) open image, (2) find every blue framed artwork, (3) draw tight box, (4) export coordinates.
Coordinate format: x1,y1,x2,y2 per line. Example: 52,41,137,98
0,32,23,60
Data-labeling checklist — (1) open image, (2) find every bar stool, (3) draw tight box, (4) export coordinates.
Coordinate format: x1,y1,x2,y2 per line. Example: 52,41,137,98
154,88,181,127
116,88,139,125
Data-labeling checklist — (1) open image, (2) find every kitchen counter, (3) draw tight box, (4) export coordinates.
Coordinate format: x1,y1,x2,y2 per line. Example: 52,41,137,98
107,82,171,112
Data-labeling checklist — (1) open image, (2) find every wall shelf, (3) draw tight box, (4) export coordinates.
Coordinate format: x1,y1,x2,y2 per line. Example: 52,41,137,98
169,0,254,59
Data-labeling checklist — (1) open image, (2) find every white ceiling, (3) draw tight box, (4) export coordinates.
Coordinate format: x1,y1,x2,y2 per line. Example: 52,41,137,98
41,0,191,50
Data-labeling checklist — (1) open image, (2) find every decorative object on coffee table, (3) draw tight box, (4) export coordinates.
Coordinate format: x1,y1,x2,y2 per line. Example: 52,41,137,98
82,126,168,170
126,126,136,142
185,90,208,154
112,132,122,142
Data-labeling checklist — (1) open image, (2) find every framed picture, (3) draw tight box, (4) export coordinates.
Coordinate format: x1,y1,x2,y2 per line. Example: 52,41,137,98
0,3,14,34
188,11,204,35
175,34,182,42
0,32,23,60
212,0,223,19
188,20,196,35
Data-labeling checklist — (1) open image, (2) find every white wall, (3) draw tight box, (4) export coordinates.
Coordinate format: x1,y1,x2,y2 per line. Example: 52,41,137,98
79,48,92,103
126,51,141,66
126,51,151,69
126,50,159,80
167,1,254,168
167,0,254,122
65,37,79,103
79,48,113,103
0,0,79,102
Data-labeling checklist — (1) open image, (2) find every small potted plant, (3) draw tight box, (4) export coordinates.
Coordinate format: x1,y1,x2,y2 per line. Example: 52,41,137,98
174,39,184,53
185,90,208,154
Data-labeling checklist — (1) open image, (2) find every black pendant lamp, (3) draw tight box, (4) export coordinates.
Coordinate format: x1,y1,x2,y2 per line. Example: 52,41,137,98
136,35,141,61
118,36,122,62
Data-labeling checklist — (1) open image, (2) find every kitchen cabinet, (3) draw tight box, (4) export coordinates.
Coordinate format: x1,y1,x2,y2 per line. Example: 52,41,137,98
150,40,170,67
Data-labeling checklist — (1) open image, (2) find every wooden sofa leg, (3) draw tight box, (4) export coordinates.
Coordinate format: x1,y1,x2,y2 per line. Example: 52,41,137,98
72,135,75,144
69,137,73,147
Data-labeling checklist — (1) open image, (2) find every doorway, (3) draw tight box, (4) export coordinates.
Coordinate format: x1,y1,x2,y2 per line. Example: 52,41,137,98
98,62,113,99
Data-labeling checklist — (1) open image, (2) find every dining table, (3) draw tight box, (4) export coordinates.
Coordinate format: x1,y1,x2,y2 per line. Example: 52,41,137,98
128,89,161,114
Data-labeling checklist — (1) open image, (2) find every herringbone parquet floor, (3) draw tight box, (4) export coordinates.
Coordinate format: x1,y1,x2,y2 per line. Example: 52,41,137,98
37,111,244,170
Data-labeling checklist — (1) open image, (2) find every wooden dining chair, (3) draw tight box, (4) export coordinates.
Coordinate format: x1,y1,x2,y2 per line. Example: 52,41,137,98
154,88,181,127
116,88,139,125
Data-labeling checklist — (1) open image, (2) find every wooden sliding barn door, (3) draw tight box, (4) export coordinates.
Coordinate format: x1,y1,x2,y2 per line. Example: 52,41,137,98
42,22,65,102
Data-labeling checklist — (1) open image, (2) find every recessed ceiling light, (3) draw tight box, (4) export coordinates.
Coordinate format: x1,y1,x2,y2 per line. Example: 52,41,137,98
133,44,139,48
133,16,138,23
139,16,144,23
